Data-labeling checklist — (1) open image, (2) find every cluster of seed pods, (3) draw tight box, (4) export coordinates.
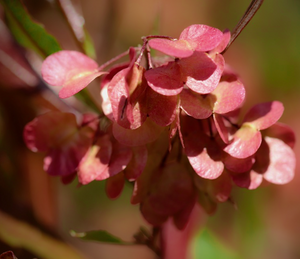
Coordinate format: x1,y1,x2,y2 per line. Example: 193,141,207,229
24,24,296,228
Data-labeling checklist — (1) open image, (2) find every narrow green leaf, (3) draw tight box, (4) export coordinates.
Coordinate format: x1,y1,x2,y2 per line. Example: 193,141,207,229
82,28,96,59
0,0,61,58
55,0,96,58
70,230,135,245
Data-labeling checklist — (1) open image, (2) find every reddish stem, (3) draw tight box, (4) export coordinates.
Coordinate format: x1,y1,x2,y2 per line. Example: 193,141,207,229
144,35,175,41
136,35,175,67
135,38,148,66
223,0,264,53
97,48,139,71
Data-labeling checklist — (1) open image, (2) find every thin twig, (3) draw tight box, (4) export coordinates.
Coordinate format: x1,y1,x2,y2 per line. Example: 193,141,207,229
223,0,264,53
98,48,139,71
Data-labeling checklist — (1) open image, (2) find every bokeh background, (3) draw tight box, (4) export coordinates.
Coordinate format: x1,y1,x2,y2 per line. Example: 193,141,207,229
1,0,300,258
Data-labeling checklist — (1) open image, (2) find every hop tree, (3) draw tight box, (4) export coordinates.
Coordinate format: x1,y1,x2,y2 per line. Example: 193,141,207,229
1,0,296,258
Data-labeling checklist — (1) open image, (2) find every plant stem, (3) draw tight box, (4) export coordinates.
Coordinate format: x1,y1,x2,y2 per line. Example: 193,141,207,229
223,0,264,53
136,35,175,67
98,48,138,71
134,226,162,258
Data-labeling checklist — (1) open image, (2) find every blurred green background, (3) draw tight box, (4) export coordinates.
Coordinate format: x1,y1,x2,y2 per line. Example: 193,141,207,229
1,0,300,258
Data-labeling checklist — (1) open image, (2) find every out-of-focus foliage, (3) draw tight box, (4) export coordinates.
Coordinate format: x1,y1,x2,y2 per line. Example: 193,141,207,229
70,229,135,245
191,228,240,259
0,0,61,57
0,211,86,259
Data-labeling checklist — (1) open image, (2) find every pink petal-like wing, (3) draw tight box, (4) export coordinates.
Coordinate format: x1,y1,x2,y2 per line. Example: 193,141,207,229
198,191,217,215
100,85,114,121
131,178,146,205
77,134,112,184
81,113,100,130
96,141,132,180
100,63,129,89
140,199,169,226
112,118,164,146
265,122,296,148
107,67,130,127
179,52,224,94
180,88,212,119
213,80,245,114
23,113,57,152
194,172,232,203
210,29,231,54
207,171,232,203
61,173,77,184
141,162,194,224
145,61,184,96
231,171,263,190
41,50,105,98
105,172,125,199
148,38,195,58
179,24,223,52
107,67,147,129
172,197,196,230
223,153,255,173
252,139,270,174
263,137,295,185
24,112,95,177
43,146,77,176
124,145,148,181
44,125,93,177
224,124,262,159
181,115,223,179
213,113,229,144
243,101,284,130
23,111,90,151
186,146,224,179
147,87,178,126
